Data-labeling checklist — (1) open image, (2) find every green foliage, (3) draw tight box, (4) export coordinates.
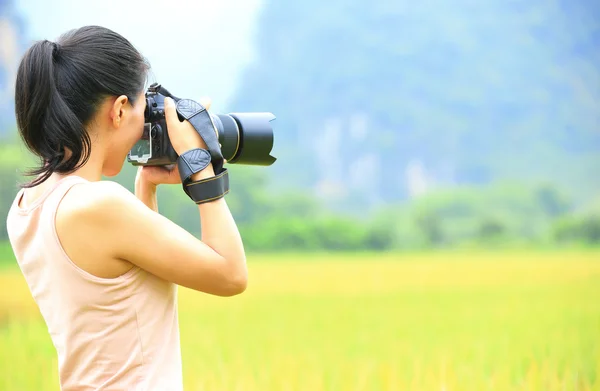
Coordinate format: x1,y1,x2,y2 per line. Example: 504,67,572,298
0,137,35,239
241,214,376,252
552,214,600,245
230,177,598,251
0,241,16,268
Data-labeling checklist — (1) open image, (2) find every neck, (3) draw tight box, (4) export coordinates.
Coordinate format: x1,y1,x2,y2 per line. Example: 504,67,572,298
69,151,105,182
55,137,107,183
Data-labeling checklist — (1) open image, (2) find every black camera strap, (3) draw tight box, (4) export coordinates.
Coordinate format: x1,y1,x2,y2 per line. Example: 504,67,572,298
174,98,229,204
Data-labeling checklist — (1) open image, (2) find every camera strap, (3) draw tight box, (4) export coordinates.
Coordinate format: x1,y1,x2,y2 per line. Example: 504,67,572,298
176,148,230,204
174,98,230,204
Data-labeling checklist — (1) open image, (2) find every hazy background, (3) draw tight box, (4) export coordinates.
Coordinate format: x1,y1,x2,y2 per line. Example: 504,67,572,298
1,2,600,390
0,0,599,249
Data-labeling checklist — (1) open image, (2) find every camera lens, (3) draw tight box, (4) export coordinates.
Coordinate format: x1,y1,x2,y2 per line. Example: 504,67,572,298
212,113,276,166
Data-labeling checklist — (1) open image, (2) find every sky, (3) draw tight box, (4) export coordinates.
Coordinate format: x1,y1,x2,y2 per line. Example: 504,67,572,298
14,0,264,113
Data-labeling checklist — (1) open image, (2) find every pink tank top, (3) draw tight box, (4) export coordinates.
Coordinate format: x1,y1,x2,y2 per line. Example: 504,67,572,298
6,176,183,391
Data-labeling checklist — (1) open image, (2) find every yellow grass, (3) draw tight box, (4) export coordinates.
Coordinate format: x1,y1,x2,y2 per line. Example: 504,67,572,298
0,251,599,390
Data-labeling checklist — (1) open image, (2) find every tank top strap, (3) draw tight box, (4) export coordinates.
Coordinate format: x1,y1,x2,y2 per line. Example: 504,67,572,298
12,175,90,216
44,175,90,211
30,175,91,230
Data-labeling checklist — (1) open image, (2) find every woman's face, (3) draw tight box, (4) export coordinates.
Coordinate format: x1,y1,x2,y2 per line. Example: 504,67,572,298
102,90,147,177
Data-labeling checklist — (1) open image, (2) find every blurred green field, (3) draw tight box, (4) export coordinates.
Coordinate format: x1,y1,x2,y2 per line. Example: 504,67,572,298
0,249,599,390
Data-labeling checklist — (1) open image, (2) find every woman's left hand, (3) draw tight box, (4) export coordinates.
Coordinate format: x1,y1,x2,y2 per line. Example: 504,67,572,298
136,158,227,187
136,165,182,187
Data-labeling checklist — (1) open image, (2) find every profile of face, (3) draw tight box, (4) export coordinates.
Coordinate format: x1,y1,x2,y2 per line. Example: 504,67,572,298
102,90,147,177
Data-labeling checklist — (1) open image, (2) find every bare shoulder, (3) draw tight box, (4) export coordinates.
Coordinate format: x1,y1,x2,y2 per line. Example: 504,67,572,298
64,179,136,204
55,180,156,277
56,180,149,254
59,180,143,222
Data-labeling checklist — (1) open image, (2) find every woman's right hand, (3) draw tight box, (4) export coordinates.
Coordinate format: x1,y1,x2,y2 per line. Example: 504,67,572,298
163,96,211,155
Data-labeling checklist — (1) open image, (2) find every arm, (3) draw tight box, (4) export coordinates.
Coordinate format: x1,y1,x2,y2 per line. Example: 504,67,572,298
189,166,245,266
135,175,158,212
132,166,244,266
68,178,247,296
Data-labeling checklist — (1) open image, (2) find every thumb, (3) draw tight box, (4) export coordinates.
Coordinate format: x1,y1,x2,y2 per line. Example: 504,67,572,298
163,97,179,132
198,97,212,111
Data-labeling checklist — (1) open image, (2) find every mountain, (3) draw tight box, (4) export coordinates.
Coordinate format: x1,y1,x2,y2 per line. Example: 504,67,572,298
226,0,600,210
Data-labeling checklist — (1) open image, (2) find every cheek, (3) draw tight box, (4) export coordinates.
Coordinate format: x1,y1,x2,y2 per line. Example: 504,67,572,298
102,108,146,176
132,112,146,142
112,122,143,160
122,117,145,146
130,121,144,144
116,107,146,152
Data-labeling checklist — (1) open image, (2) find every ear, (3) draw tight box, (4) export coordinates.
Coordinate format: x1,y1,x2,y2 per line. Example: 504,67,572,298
110,95,129,129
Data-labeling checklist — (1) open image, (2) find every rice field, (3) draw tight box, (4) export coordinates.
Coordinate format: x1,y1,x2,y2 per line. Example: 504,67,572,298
0,249,599,390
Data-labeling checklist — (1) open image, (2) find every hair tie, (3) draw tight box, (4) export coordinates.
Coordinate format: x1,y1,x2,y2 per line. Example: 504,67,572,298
51,41,61,59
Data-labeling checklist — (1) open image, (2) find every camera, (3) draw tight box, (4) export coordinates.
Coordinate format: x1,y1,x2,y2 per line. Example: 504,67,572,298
127,83,276,166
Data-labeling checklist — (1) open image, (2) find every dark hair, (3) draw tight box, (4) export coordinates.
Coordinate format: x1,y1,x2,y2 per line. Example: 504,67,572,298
14,25,150,187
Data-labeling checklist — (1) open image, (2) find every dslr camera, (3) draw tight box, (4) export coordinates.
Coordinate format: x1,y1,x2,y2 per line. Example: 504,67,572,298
127,83,276,166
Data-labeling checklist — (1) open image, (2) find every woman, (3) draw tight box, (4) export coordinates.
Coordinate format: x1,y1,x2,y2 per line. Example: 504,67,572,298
6,25,247,390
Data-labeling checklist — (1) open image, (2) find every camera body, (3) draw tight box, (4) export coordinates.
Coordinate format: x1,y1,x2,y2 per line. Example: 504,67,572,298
127,83,276,167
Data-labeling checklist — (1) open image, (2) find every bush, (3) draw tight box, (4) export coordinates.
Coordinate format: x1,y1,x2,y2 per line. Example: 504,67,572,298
553,214,600,245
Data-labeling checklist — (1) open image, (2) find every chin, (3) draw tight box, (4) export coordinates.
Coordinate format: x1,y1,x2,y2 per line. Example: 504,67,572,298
102,169,121,178
102,159,127,177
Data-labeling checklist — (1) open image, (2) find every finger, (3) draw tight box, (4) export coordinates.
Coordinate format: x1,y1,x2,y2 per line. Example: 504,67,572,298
163,97,179,135
199,97,212,111
143,166,168,182
168,165,182,183
143,165,180,185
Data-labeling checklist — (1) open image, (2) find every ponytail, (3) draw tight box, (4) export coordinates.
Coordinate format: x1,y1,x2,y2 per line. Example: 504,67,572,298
15,39,91,187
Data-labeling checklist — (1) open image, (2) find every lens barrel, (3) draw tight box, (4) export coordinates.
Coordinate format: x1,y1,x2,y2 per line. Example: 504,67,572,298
213,112,276,166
